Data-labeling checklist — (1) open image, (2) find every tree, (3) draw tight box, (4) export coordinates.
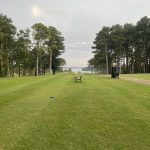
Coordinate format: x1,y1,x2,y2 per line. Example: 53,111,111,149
45,26,65,74
0,13,66,77
94,27,111,74
14,28,31,76
32,23,48,76
89,17,150,74
0,13,16,77
123,23,135,73
135,16,150,73
91,26,116,74
110,24,125,73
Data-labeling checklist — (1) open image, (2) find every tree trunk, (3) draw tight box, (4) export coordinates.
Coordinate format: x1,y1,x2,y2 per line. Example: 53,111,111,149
6,55,10,77
132,63,134,73
23,63,26,76
10,60,14,77
105,43,109,74
0,39,1,76
0,42,4,77
119,42,121,73
5,41,10,77
126,48,129,73
18,63,21,77
143,42,146,73
49,49,52,74
39,56,42,75
36,53,39,76
36,42,40,76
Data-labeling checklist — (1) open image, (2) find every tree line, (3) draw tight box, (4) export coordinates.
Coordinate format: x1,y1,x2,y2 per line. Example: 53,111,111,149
89,16,150,74
0,13,65,77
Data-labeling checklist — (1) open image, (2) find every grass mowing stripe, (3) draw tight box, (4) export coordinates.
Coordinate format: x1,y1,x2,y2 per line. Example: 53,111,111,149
10,75,150,149
0,75,150,150
0,75,70,150
0,76,55,95
93,76,150,123
86,76,150,149
0,75,64,106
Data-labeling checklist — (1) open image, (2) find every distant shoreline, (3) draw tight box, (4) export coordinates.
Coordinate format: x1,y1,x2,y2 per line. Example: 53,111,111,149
63,67,91,73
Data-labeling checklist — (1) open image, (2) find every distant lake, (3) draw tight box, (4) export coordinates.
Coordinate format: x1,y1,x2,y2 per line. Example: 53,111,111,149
63,67,92,73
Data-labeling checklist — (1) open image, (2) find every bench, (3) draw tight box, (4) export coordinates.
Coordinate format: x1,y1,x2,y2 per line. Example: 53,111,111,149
74,75,82,82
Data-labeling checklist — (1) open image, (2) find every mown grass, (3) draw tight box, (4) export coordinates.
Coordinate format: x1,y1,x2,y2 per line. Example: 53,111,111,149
121,73,150,80
0,74,150,150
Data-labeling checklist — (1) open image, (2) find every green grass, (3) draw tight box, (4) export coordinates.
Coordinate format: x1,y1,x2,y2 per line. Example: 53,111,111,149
0,74,150,150
121,73,150,80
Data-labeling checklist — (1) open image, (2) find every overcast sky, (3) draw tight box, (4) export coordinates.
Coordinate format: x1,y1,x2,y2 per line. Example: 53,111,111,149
1,0,150,67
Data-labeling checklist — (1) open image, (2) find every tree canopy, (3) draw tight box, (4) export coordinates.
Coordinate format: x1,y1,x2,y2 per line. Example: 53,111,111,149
0,13,65,77
89,16,150,74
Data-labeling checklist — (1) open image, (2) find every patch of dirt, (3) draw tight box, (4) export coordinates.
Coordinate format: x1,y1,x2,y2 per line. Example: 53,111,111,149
121,77,150,85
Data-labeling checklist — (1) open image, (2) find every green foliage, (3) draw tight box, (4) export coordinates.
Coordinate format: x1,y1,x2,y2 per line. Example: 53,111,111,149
45,26,65,73
32,23,48,42
63,67,72,73
89,16,150,74
0,13,65,77
0,13,16,77
14,29,32,76
46,26,65,55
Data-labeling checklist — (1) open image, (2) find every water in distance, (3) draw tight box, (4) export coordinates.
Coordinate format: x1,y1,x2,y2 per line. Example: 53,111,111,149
63,67,92,73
